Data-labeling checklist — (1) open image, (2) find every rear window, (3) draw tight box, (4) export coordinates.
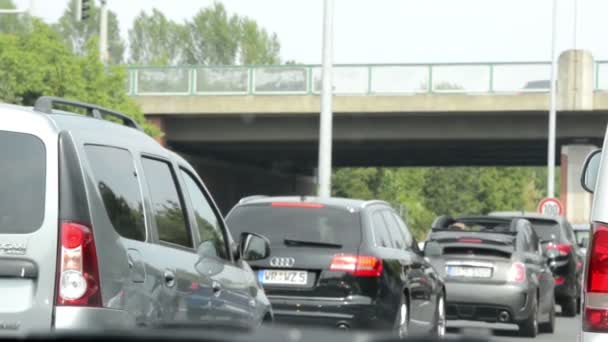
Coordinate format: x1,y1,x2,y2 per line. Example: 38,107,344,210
0,131,45,233
528,219,561,241
226,204,362,248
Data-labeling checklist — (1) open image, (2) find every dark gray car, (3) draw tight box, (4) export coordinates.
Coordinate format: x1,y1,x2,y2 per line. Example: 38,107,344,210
0,97,272,334
424,215,555,337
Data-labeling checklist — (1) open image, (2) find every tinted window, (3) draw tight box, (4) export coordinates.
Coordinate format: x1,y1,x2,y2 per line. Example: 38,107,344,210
226,205,361,248
142,158,191,248
372,211,392,248
0,131,45,233
180,170,228,259
85,145,145,241
382,211,405,249
528,219,561,241
393,213,414,248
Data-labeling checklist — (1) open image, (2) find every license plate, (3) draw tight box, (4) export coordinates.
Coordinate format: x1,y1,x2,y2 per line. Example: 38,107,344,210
260,270,308,285
446,266,492,278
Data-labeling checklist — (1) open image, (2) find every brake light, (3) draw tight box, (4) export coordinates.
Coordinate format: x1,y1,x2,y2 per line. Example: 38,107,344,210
554,276,565,285
329,254,383,277
587,225,608,293
584,308,608,332
271,202,324,209
459,238,482,243
56,222,101,306
507,262,526,283
546,243,573,256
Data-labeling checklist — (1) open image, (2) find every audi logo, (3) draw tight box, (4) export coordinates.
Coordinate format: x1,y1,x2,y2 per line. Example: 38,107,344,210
270,257,295,268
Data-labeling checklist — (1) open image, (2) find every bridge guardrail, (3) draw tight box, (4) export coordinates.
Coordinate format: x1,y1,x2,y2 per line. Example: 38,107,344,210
127,62,608,96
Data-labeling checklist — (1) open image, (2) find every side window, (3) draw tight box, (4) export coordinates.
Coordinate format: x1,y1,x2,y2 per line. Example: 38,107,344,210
85,145,145,241
180,169,228,260
565,224,577,246
382,211,406,249
371,211,393,248
393,213,414,248
141,157,192,248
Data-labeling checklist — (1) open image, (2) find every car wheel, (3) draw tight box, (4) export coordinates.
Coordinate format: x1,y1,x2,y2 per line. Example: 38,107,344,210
539,299,555,334
519,294,538,338
562,297,577,317
395,295,409,338
435,294,446,337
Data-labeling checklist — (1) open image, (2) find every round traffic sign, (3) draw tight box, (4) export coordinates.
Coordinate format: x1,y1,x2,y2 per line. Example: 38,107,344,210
538,197,563,216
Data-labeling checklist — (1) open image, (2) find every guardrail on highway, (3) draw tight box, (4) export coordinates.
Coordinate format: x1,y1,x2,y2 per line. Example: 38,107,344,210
127,62,608,96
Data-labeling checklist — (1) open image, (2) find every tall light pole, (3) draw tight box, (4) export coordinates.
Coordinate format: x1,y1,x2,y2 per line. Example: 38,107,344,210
317,0,334,198
547,0,558,198
99,0,109,64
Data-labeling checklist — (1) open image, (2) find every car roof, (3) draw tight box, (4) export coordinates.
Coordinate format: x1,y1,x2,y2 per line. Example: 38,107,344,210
235,196,389,211
489,211,565,223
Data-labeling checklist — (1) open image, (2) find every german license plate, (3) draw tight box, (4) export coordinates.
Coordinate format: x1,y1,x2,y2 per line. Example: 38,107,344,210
446,266,492,278
260,270,307,285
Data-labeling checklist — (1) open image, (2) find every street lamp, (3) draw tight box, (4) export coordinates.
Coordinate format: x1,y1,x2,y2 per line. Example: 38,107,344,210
547,0,558,198
317,0,334,198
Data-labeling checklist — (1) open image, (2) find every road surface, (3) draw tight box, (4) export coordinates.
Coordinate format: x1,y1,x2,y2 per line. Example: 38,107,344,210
448,314,579,341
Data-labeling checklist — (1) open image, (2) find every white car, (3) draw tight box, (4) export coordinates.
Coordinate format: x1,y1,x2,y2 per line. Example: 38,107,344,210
580,143,607,341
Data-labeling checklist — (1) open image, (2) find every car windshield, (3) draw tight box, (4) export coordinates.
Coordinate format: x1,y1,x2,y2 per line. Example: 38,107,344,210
1,0,595,340
226,205,361,248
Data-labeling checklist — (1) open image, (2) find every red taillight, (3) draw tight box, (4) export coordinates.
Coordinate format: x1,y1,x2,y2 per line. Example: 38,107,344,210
459,238,482,243
587,225,608,293
507,262,526,283
56,222,101,307
546,243,573,256
584,308,608,331
271,202,324,209
554,276,565,285
329,254,382,277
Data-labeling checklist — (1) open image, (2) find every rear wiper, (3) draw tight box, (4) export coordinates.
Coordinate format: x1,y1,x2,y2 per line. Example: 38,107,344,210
284,238,342,248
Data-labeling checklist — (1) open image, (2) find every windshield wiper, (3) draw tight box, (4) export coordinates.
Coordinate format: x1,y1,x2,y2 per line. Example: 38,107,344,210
284,238,342,248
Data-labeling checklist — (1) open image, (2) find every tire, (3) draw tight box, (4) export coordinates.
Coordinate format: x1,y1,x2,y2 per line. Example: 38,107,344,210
562,297,577,317
519,294,539,338
539,300,555,334
395,295,409,338
577,297,582,315
434,294,446,338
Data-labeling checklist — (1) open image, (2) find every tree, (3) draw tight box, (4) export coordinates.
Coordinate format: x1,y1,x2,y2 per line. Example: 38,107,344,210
0,19,158,136
128,9,184,65
54,0,124,63
239,18,280,64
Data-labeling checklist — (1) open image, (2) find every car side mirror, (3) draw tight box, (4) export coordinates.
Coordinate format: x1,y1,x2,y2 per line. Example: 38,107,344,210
238,232,271,262
196,241,224,277
581,149,602,193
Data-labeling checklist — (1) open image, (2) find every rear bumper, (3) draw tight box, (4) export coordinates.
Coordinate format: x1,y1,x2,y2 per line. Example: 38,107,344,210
581,331,606,342
445,282,532,323
54,306,135,331
268,295,385,330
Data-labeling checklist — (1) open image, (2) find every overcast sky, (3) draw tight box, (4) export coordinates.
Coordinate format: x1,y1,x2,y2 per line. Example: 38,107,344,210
13,0,608,64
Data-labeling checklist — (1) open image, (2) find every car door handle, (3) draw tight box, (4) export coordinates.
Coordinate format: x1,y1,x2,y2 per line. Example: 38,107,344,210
212,281,222,296
164,270,176,288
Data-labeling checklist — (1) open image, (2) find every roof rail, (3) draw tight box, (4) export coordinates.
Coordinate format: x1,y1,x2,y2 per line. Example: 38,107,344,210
33,96,143,131
238,195,268,204
361,199,390,208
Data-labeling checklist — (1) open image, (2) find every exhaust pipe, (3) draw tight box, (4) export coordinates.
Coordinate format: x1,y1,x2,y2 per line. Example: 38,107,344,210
498,310,510,323
336,323,350,330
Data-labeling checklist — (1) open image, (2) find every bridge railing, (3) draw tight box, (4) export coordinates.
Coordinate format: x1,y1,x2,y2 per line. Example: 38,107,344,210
126,62,608,96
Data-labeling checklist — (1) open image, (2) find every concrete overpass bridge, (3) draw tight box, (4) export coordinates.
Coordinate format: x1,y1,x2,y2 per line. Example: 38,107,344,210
131,50,608,223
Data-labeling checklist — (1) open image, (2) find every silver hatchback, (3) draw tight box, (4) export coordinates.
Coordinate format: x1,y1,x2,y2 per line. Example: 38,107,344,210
0,97,272,335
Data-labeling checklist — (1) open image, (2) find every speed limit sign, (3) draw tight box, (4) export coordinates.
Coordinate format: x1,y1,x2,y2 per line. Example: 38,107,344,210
538,197,564,216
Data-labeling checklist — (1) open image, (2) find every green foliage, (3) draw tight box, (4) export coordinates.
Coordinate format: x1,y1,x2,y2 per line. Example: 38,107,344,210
333,166,554,240
0,19,159,136
0,0,29,34
128,2,281,65
54,0,125,63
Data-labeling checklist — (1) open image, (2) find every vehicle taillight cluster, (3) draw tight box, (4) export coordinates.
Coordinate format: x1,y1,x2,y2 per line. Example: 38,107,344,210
545,243,573,256
56,222,101,307
507,262,526,283
329,254,383,277
584,224,608,332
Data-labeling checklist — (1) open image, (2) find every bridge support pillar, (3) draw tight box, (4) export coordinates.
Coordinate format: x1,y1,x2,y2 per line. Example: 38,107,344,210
146,115,166,146
560,144,596,223
557,50,594,111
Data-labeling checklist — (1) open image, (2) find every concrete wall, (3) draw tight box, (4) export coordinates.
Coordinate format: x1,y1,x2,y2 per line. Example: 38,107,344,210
179,153,315,215
561,145,597,223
